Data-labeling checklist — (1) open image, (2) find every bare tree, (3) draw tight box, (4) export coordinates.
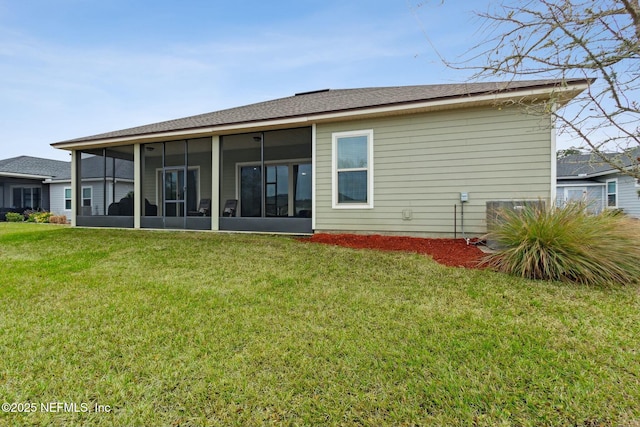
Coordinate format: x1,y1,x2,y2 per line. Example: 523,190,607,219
416,0,640,178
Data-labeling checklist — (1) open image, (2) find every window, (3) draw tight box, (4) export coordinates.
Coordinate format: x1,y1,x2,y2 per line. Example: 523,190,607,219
606,179,617,208
11,186,41,209
237,161,311,218
82,187,92,208
64,188,72,210
332,130,373,209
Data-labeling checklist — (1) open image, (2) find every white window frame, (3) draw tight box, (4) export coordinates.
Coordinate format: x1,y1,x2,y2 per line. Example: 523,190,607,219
64,187,72,211
81,186,93,208
332,129,374,209
606,178,618,208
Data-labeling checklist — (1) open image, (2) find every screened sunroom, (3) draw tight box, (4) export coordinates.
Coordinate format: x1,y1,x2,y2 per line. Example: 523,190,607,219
70,126,312,233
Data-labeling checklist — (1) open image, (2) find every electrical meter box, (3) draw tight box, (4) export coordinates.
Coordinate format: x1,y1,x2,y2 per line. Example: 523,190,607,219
460,192,469,202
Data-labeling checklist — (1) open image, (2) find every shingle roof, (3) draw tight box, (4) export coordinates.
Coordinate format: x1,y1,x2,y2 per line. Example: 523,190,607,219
77,156,134,180
557,147,640,178
54,78,589,145
0,156,70,179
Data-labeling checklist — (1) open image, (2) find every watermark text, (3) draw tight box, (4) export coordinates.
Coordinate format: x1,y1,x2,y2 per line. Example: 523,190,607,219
2,402,111,413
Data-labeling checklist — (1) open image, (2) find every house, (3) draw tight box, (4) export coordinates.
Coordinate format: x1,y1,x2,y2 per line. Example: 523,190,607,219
51,79,589,236
47,154,135,219
0,155,134,221
556,148,640,218
0,156,70,219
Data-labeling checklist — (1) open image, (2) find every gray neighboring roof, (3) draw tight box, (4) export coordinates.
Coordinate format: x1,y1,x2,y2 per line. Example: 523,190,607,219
79,156,134,180
0,156,70,179
54,78,589,145
557,147,640,178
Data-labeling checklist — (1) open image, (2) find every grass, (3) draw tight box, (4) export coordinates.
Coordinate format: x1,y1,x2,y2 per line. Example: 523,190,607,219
0,223,639,426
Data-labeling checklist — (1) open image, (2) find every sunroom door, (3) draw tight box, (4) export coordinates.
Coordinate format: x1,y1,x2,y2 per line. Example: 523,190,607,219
164,167,186,227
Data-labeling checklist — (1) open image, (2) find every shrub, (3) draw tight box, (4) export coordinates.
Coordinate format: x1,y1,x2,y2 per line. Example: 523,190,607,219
5,212,24,222
23,209,38,222
49,215,68,224
29,211,52,223
483,203,640,285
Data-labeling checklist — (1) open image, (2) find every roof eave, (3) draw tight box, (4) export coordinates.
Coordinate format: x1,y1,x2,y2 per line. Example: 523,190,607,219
0,171,52,180
52,81,589,151
557,158,640,179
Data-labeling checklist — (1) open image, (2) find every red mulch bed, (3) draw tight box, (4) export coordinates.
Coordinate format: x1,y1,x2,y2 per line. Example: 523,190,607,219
300,233,486,269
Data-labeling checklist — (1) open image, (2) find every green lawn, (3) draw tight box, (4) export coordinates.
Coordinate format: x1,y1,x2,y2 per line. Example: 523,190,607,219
0,223,639,426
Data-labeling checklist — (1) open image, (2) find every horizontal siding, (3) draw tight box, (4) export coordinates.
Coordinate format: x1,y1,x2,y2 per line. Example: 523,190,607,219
314,106,552,236
618,175,640,218
595,174,640,218
49,183,69,216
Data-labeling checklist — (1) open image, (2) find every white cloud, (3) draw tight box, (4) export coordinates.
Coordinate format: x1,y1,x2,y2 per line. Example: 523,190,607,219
0,3,445,160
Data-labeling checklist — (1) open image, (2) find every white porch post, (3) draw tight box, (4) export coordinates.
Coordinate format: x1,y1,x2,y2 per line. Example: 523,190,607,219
311,123,317,231
134,143,141,228
211,135,220,231
71,150,77,227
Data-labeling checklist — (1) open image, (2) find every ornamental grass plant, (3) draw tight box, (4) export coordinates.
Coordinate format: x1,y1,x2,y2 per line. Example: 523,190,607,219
483,202,640,285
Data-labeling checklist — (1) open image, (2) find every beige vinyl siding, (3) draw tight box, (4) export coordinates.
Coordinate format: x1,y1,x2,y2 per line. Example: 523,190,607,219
315,106,553,237
142,155,162,206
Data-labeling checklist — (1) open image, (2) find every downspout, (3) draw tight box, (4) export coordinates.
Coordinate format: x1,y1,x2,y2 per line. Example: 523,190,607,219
550,101,558,206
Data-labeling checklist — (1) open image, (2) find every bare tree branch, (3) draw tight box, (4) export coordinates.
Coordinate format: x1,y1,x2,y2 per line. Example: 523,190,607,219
423,0,640,178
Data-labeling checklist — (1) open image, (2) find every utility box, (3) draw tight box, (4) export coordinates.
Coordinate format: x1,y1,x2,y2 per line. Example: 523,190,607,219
460,192,469,202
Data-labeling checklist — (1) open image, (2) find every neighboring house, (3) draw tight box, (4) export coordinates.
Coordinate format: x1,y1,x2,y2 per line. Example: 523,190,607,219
0,155,134,221
52,79,589,236
0,156,70,219
556,148,640,218
47,154,134,219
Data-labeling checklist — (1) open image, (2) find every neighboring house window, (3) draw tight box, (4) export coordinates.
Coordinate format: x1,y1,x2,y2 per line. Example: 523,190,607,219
332,129,374,209
82,187,92,208
606,179,618,208
11,186,41,209
64,188,72,210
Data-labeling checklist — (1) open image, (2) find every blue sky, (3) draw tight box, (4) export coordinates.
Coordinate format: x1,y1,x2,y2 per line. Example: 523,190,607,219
0,0,543,161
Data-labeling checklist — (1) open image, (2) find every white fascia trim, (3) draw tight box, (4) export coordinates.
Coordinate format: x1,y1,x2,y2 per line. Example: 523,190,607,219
53,84,589,151
0,172,51,180
557,182,606,187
